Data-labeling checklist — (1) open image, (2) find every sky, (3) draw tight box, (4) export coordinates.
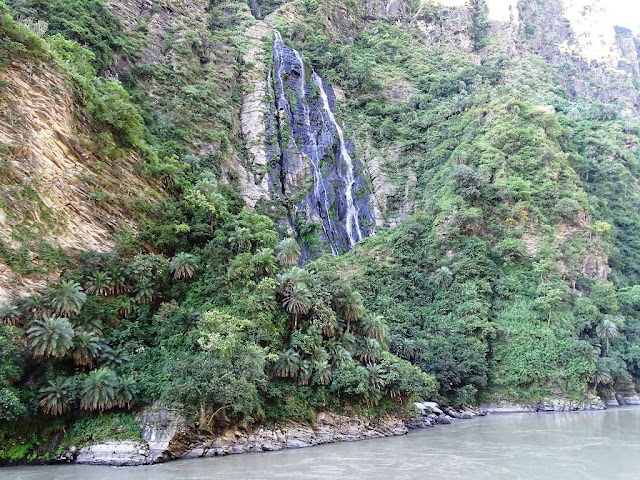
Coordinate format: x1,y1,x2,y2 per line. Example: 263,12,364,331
604,0,640,33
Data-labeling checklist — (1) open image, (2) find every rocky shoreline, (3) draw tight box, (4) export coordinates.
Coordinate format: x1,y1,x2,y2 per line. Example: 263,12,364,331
63,395,634,467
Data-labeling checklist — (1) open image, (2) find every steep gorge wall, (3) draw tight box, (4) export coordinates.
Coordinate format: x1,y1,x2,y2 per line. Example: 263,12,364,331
0,58,154,302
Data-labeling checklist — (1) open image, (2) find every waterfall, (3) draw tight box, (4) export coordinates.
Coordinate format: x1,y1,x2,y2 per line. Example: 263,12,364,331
269,29,369,254
312,73,363,246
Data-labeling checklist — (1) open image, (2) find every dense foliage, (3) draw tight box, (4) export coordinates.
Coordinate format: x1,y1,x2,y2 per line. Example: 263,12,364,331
3,0,640,464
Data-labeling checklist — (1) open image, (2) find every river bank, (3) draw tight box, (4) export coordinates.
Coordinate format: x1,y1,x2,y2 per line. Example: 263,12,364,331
55,395,622,467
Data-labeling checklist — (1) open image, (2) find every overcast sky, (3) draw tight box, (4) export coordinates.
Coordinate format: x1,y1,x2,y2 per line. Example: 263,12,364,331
605,1,640,33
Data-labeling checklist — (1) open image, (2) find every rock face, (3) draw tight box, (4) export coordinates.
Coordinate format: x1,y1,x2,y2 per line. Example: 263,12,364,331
268,30,373,256
178,412,414,459
0,60,152,303
480,396,605,413
140,405,188,462
75,441,152,466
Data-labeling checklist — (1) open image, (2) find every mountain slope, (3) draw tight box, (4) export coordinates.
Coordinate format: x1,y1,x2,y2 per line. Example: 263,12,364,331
2,0,640,463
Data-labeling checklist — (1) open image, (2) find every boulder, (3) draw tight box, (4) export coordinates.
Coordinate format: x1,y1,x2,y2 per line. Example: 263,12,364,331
435,414,451,425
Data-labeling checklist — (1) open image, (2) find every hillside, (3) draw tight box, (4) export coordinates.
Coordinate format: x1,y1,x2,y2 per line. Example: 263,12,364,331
2,0,640,463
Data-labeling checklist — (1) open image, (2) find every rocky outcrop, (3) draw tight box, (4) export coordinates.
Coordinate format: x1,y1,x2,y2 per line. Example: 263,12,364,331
480,396,605,413
140,405,188,462
236,22,273,209
179,412,415,459
75,441,152,466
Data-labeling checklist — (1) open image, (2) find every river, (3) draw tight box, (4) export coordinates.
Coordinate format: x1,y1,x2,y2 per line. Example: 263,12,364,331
2,407,639,480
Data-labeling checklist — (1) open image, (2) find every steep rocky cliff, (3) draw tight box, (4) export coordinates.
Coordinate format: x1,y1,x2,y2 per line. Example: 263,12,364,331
0,52,157,303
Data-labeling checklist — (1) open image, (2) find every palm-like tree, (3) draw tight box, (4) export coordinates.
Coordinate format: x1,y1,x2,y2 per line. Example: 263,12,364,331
22,294,48,320
115,295,134,319
276,267,312,294
312,360,332,385
357,338,382,365
73,330,103,366
339,290,365,332
99,346,131,369
360,314,389,346
85,271,113,296
228,226,252,253
48,280,87,316
283,283,312,327
327,340,352,366
394,337,417,360
170,252,198,280
311,302,340,338
366,364,387,389
274,349,300,378
0,304,21,325
106,265,130,294
276,238,301,266
38,377,73,415
431,266,453,288
596,319,620,353
341,332,358,355
134,277,155,304
298,359,313,385
116,376,139,409
254,248,277,276
80,368,119,411
362,386,383,407
27,316,75,358
310,346,329,364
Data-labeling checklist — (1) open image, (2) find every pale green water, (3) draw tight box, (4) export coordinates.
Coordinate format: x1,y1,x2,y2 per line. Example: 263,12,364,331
2,407,640,480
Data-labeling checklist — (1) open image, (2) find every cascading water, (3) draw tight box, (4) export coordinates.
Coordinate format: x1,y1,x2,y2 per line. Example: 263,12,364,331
312,73,363,246
269,29,371,255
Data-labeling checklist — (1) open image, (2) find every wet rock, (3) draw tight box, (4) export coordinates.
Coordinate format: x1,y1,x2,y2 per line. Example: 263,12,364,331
436,414,452,425
140,404,187,462
459,412,473,419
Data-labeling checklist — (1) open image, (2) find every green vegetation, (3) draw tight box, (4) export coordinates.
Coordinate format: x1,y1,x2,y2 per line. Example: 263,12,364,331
3,0,640,466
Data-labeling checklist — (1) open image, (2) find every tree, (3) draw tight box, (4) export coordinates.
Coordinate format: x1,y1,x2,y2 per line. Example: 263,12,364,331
48,280,87,316
274,349,300,378
85,271,113,296
134,277,155,304
276,266,312,295
431,266,453,288
73,330,103,366
298,359,313,385
27,316,75,358
367,363,387,389
81,368,119,411
360,314,389,346
339,290,365,332
357,338,382,364
99,346,131,369
0,304,20,325
38,377,73,415
276,238,301,266
116,375,139,409
170,252,198,279
283,283,312,327
228,226,252,253
596,319,620,353
105,265,130,293
312,360,332,385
